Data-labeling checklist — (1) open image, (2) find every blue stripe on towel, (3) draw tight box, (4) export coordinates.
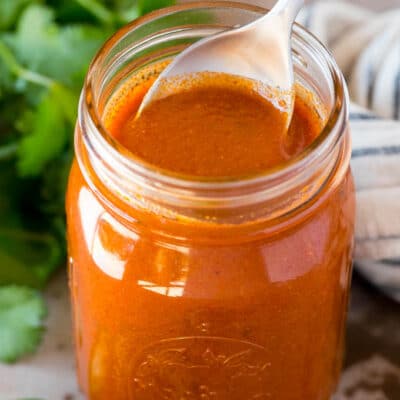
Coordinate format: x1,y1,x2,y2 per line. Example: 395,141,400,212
356,234,400,242
352,145,400,158
350,113,381,120
381,258,400,267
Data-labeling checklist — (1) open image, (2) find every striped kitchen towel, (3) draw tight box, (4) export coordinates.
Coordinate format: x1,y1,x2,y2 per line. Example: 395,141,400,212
299,1,400,301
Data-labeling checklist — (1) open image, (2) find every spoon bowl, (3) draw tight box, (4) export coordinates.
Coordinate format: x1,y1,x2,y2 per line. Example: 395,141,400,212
138,0,304,128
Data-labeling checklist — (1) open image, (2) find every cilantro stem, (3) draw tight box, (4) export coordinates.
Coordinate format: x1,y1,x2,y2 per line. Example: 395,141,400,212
19,69,54,88
74,0,115,25
0,40,54,88
0,143,18,160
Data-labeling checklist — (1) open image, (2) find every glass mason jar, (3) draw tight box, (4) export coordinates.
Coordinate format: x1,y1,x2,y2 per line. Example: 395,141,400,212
66,2,355,400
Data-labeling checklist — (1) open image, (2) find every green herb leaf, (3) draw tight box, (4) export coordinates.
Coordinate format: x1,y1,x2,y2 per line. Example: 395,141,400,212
6,4,108,89
17,87,68,177
0,0,36,30
0,286,47,363
0,230,62,288
0,162,63,288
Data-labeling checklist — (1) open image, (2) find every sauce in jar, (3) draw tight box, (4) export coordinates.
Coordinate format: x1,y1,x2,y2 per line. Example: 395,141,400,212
105,71,321,177
67,4,355,400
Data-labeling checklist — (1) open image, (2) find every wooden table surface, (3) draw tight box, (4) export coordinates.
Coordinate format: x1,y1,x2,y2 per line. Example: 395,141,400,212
339,274,400,399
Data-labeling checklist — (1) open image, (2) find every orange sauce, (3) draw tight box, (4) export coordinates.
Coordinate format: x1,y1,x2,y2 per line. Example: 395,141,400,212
104,72,321,177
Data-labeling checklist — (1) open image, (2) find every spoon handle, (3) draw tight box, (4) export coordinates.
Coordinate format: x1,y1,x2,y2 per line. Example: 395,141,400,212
268,0,304,23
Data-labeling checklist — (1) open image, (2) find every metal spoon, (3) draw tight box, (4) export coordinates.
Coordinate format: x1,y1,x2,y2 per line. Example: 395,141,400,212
138,0,304,127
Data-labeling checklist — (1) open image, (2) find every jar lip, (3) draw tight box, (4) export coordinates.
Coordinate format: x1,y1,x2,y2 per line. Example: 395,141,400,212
83,1,348,194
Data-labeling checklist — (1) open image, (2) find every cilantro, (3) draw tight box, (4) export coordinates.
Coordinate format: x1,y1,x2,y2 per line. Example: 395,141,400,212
0,0,176,364
0,230,62,288
0,0,36,30
0,286,47,363
0,161,63,288
6,5,109,89
18,87,68,176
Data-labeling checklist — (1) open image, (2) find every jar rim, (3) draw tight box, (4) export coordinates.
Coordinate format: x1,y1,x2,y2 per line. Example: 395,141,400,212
79,1,349,218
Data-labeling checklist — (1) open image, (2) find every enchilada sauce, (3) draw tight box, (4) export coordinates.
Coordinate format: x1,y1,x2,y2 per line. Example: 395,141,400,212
67,68,355,400
105,72,321,177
